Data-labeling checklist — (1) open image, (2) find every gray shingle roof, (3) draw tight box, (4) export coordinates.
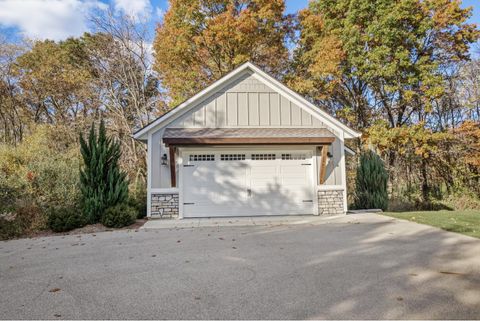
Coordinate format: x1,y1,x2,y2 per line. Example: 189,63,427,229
163,128,335,139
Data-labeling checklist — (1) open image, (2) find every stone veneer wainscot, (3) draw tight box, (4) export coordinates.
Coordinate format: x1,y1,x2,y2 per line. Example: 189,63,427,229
151,193,179,218
317,189,344,216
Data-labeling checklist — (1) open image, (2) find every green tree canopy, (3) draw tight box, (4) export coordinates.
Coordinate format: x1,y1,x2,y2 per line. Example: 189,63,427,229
289,0,479,129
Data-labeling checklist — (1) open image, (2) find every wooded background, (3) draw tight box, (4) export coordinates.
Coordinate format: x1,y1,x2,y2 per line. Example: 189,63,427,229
1,0,479,221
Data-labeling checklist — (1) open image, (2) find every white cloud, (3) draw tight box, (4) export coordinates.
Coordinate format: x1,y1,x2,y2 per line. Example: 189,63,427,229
113,0,152,19
0,0,107,41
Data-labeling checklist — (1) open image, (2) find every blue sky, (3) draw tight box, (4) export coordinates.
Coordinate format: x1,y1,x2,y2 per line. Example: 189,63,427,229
0,0,478,50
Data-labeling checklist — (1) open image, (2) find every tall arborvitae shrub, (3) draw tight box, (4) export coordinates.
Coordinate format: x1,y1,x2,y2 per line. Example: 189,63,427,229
79,120,129,223
354,150,389,210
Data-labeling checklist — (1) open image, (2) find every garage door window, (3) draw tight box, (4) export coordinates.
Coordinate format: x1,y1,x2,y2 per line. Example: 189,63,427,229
220,154,246,161
189,154,215,162
251,153,276,160
281,153,306,160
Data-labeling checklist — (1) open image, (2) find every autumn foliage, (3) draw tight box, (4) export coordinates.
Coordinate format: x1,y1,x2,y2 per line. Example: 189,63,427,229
0,0,479,239
287,0,479,209
153,0,292,105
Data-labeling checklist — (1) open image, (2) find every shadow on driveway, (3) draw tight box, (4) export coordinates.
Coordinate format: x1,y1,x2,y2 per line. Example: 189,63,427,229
0,214,479,319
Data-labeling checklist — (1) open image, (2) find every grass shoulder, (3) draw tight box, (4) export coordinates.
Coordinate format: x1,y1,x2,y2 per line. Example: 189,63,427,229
382,210,480,239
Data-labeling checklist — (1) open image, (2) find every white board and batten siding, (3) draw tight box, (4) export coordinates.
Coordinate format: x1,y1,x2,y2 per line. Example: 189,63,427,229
150,72,344,189
169,74,328,130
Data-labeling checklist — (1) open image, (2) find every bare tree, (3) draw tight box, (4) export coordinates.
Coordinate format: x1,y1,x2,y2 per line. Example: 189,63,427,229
88,10,164,186
0,36,27,144
456,59,480,122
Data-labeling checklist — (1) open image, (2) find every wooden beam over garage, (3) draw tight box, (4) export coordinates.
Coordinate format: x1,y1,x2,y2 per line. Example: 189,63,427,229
319,145,328,184
169,146,177,187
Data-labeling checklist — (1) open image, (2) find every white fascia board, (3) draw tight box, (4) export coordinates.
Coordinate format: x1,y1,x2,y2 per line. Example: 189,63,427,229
247,64,361,139
133,63,253,140
344,145,356,156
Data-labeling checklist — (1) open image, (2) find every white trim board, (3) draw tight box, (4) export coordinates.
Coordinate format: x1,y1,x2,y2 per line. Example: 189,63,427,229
317,185,345,190
150,188,179,194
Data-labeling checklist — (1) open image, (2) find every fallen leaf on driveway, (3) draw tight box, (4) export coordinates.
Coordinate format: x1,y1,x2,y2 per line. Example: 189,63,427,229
218,237,224,240
49,288,61,293
54,314,61,318
440,271,464,275
396,297,403,301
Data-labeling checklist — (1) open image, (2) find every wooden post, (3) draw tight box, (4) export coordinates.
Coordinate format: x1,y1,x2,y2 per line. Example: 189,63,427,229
169,146,176,188
319,145,329,184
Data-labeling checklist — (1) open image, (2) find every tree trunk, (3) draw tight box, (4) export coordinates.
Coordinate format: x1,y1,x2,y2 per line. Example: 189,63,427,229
421,158,430,204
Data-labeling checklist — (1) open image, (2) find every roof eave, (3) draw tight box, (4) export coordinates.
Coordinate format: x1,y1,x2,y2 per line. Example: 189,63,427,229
132,61,363,140
246,63,362,139
132,62,254,140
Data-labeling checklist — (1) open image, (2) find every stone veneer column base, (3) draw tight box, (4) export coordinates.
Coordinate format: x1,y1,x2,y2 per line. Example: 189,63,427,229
151,193,179,219
317,189,344,216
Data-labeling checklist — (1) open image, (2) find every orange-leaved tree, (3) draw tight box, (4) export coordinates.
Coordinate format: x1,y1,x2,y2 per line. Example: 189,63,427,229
153,0,292,106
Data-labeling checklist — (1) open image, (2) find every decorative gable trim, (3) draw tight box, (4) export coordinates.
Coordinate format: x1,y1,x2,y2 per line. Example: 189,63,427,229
247,64,361,139
133,62,361,140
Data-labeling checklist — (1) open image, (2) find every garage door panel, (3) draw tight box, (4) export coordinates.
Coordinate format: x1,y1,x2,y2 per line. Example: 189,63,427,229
250,166,276,179
249,199,312,215
184,163,248,207
182,150,314,217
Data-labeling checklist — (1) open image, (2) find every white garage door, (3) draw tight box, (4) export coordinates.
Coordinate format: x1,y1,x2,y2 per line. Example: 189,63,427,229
181,150,315,217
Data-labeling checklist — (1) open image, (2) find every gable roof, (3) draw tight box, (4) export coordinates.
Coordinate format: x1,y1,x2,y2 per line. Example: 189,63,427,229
133,62,361,140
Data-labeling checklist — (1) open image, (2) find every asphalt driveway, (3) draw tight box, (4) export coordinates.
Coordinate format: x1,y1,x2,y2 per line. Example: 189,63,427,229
1,213,480,319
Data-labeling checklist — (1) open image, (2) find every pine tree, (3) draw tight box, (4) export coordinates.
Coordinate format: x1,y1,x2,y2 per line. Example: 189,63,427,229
79,120,129,223
354,150,388,211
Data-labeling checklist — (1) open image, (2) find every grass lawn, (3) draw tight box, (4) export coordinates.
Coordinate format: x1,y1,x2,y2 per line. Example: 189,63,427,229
382,210,480,239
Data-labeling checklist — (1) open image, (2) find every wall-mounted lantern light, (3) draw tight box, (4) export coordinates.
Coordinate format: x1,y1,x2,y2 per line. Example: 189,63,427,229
327,152,333,158
161,153,168,166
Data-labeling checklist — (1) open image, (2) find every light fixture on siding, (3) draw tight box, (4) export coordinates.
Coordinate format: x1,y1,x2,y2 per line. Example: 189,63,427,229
327,152,333,158
161,153,168,166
